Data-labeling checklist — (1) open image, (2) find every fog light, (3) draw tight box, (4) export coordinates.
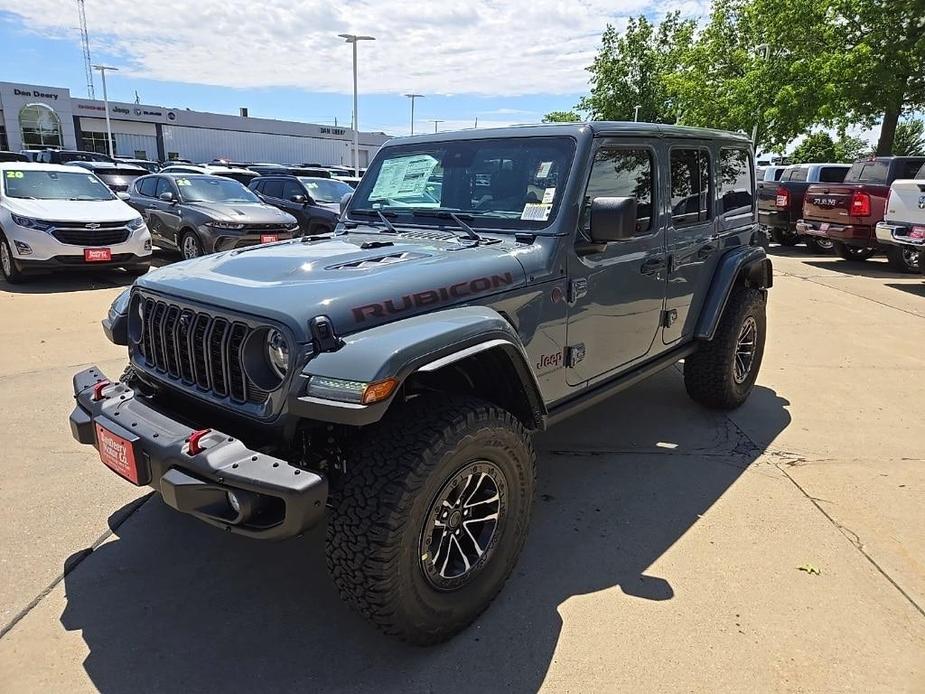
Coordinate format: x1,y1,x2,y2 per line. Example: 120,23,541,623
227,491,241,513
13,240,32,255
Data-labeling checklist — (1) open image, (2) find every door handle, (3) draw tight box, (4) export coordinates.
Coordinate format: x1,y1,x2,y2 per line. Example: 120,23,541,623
640,256,667,275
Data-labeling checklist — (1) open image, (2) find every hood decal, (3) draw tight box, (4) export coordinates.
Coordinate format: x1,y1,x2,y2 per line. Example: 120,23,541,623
352,272,515,322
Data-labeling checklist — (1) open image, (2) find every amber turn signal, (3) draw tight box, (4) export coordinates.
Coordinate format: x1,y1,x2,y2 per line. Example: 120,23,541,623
361,378,399,404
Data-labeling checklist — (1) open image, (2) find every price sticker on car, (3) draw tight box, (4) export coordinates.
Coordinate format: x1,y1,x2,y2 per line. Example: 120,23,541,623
5,171,24,178
177,178,191,186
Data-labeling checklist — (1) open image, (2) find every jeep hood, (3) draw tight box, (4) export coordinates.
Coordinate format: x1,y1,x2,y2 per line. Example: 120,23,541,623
136,231,527,341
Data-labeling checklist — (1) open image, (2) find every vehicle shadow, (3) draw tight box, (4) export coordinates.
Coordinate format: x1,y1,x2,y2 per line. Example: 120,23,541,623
0,251,175,295
59,371,791,694
884,282,925,297
764,244,821,259
801,258,913,279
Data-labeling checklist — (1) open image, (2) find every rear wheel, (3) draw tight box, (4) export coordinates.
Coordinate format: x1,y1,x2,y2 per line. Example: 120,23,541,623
770,228,798,246
0,234,26,284
804,236,834,254
684,286,766,410
884,245,920,273
833,241,875,262
326,395,535,644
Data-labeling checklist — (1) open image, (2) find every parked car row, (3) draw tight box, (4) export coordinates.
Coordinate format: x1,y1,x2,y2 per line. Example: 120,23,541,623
760,156,925,274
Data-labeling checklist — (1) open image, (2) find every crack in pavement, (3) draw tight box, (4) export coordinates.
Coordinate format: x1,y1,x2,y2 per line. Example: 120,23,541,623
0,493,155,641
776,270,924,320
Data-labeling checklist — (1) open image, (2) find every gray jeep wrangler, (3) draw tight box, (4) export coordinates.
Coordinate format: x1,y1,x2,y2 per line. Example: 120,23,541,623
69,123,771,644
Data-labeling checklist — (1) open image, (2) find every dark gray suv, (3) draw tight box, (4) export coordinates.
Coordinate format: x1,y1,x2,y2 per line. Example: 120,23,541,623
128,173,299,258
249,175,351,235
71,123,771,645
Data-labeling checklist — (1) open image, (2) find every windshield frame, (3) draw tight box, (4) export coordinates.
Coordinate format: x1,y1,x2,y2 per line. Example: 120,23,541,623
173,175,261,204
346,135,578,235
1,168,116,201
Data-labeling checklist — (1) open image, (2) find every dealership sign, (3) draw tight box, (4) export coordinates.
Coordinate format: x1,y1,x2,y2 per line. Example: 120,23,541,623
75,101,177,122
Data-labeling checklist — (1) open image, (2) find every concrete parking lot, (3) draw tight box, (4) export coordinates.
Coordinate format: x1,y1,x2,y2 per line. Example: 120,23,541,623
0,249,922,692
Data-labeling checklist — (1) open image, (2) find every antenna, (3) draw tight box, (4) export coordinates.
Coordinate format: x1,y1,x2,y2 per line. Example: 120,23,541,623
77,0,94,98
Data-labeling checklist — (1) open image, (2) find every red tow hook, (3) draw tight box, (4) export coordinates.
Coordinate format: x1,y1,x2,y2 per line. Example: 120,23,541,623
91,380,112,401
187,428,213,456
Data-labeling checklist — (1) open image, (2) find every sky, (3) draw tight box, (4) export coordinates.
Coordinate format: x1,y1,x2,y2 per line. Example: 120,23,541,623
0,0,709,136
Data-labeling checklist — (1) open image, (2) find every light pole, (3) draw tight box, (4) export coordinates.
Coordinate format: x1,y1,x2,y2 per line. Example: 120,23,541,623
751,43,772,145
404,93,424,135
92,64,119,158
338,33,375,176
633,105,641,122
430,119,444,133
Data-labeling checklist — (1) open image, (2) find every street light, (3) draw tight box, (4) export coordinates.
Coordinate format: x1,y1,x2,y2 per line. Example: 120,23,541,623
633,105,641,122
404,93,424,135
430,119,444,133
338,33,375,176
92,64,119,158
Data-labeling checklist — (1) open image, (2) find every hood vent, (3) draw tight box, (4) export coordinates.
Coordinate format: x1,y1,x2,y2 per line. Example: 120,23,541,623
398,229,459,241
328,251,429,270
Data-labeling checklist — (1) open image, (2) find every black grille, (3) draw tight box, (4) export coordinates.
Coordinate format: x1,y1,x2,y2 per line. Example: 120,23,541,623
138,298,267,404
53,229,130,245
49,220,127,229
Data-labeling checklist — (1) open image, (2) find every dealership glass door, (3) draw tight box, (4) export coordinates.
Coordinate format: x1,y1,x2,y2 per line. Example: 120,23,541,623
19,103,62,148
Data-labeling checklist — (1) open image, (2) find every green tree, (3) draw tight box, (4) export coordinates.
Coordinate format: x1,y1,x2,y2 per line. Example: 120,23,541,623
789,131,869,163
542,111,582,123
578,12,696,123
892,118,925,156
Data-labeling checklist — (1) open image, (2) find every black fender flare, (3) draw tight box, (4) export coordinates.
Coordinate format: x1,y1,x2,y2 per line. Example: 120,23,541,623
288,306,546,427
695,246,772,341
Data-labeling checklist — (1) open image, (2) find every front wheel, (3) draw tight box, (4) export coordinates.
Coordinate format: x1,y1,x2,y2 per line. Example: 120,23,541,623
180,231,204,260
804,236,834,254
326,395,535,644
0,234,26,284
833,241,875,262
684,286,766,410
884,245,920,273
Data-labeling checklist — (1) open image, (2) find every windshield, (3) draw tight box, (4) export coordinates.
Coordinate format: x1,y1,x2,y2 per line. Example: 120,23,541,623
348,136,576,231
2,170,115,200
299,177,353,203
176,176,260,203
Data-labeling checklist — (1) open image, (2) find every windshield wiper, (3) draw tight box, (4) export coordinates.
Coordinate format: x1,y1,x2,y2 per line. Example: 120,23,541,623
409,209,482,242
349,208,398,233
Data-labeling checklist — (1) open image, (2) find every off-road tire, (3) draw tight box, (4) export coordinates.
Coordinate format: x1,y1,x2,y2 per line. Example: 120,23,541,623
684,286,766,410
884,245,919,274
804,236,834,254
770,228,798,246
326,395,535,645
0,233,25,284
833,241,875,262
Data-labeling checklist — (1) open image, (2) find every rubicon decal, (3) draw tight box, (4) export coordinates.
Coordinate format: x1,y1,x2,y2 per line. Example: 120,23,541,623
352,273,515,322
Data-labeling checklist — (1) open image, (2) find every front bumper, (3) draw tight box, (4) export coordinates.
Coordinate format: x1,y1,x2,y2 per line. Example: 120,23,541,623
69,366,327,539
876,222,925,250
3,223,152,264
199,225,296,253
796,220,875,246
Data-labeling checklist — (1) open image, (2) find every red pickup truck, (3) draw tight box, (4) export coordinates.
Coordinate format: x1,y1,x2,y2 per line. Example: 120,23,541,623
797,156,925,264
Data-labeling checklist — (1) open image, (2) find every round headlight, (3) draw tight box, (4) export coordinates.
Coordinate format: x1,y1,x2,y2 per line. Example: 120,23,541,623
266,329,289,379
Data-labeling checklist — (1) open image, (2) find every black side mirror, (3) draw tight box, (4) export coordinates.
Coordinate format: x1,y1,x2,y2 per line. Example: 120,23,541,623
589,196,638,243
158,191,177,204
290,194,307,204
339,192,353,216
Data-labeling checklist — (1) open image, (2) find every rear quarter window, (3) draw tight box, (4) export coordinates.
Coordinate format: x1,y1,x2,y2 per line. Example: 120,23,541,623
894,159,925,180
718,148,754,214
845,161,888,184
818,167,849,183
784,167,808,182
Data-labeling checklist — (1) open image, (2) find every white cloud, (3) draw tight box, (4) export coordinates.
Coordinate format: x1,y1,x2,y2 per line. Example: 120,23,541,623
0,0,699,96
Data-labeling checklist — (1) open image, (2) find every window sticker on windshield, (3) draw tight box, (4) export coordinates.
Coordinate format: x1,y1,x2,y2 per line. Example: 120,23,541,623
521,203,552,221
176,178,191,186
542,187,556,204
370,154,440,200
5,171,24,179
536,161,553,179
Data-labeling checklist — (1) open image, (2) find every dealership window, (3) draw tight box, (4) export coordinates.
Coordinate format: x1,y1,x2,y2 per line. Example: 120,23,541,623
0,120,8,151
134,150,148,160
718,148,754,213
581,147,654,234
19,103,62,148
670,148,711,225
82,131,116,156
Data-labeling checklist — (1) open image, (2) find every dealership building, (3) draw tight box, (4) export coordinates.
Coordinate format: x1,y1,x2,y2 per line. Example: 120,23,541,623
0,81,389,166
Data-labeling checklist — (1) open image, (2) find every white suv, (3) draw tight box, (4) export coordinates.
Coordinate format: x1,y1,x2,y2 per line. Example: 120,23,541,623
0,163,152,283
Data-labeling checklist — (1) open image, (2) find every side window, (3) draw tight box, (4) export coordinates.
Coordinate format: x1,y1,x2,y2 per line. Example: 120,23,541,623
263,180,284,199
718,148,754,214
139,177,157,197
282,180,304,201
251,180,263,194
153,177,172,198
669,148,711,226
818,166,848,183
788,167,808,182
583,147,654,234
896,159,925,180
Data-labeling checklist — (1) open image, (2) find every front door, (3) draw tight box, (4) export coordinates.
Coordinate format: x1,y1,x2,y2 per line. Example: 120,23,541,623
151,177,183,246
566,141,668,386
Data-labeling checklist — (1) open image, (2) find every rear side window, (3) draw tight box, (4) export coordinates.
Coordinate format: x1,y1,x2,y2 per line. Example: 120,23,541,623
719,148,754,213
670,148,711,225
582,147,654,234
138,177,157,197
915,164,925,180
262,179,284,199
818,167,848,183
771,168,785,181
845,161,888,183
785,167,808,182
894,159,925,180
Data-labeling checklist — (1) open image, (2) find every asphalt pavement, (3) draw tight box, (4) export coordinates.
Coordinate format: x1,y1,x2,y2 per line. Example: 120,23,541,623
0,248,922,693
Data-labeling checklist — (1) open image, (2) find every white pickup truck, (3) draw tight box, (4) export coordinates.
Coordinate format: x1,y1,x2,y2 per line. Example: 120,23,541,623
875,162,925,274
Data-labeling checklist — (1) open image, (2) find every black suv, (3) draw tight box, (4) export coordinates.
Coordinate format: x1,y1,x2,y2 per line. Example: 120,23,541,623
249,175,349,235
71,123,771,645
128,173,299,258
68,160,149,193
